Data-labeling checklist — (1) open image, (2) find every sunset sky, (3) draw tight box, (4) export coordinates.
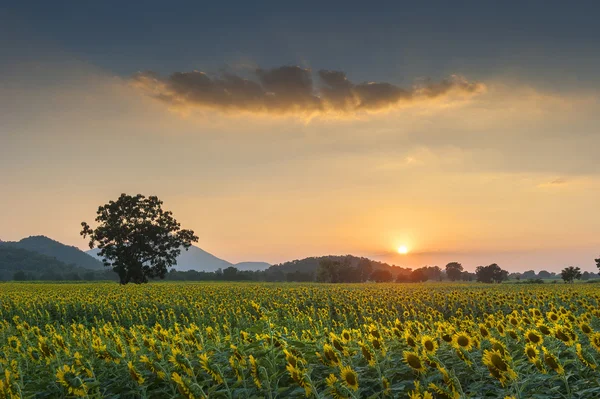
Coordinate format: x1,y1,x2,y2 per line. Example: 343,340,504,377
2,1,600,272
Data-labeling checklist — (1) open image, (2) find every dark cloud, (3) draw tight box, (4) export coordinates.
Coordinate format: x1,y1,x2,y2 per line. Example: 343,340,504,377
132,66,484,116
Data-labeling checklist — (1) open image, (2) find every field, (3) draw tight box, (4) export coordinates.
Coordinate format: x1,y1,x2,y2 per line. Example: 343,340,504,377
1,283,600,398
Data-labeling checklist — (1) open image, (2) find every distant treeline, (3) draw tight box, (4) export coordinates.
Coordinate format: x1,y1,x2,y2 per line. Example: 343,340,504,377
0,246,118,282
2,245,599,284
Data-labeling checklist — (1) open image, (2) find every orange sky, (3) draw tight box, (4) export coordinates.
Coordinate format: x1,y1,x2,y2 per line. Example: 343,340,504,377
2,5,600,272
2,61,600,272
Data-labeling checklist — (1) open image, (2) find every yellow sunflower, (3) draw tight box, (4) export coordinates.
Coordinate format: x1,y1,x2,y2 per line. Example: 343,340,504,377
542,347,564,374
590,332,600,352
524,329,543,345
340,365,359,391
403,351,426,373
421,335,438,354
453,332,473,351
524,343,539,362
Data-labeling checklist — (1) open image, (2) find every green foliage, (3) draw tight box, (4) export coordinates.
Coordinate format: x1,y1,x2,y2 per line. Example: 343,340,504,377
272,255,411,282
475,263,509,283
1,282,600,398
445,262,464,281
0,235,104,270
561,266,582,283
0,246,97,281
81,193,198,284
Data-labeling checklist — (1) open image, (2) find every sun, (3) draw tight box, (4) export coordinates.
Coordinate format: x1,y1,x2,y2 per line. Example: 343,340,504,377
397,245,409,255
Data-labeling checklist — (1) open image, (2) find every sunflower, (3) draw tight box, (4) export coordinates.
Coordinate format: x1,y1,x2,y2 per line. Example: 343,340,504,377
359,341,376,366
330,333,345,353
496,323,506,336
482,349,513,375
341,329,352,343
553,326,575,346
506,329,519,341
322,343,341,366
382,377,391,396
524,343,539,362
340,365,359,391
524,329,543,345
455,348,472,366
286,363,312,396
127,361,145,385
590,332,600,352
479,324,490,338
536,323,551,335
172,372,193,398
325,373,338,388
403,351,426,373
547,311,559,323
542,347,564,374
421,335,438,354
404,330,418,348
452,332,473,351
249,355,262,389
199,353,223,384
579,322,593,335
283,349,299,368
56,364,87,397
576,343,597,369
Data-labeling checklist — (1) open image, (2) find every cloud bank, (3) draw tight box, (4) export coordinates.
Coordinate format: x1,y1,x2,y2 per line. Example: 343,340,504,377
131,66,485,116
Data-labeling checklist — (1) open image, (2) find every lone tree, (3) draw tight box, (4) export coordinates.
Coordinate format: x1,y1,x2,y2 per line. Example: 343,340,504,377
596,256,600,275
81,194,198,284
475,263,508,283
445,262,463,281
560,266,582,284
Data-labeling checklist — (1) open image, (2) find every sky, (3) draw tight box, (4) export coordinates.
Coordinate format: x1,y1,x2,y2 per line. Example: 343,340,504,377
2,1,600,272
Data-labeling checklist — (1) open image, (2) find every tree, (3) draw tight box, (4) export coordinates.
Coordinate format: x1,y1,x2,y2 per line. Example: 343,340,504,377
410,268,428,282
357,258,373,282
423,266,442,281
445,262,463,281
537,270,554,279
521,270,536,279
596,256,600,275
316,258,341,283
13,270,28,281
475,264,508,283
222,266,239,281
560,266,581,284
370,269,393,283
81,194,198,285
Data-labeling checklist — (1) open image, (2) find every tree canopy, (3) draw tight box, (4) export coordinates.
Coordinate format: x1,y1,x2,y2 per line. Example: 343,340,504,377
475,263,508,283
560,266,582,284
445,262,463,281
81,194,198,284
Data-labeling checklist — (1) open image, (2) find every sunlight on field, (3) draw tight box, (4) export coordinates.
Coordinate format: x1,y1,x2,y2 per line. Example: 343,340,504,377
0,282,599,398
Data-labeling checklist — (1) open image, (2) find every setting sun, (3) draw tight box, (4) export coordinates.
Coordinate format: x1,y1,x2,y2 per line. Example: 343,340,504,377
398,245,409,254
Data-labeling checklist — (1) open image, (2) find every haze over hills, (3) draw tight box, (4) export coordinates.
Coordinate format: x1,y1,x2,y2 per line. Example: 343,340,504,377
0,235,270,274
267,255,411,277
0,246,104,281
87,245,271,272
0,236,104,270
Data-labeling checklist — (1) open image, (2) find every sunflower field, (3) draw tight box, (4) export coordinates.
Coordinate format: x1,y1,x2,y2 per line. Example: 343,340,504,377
1,282,600,398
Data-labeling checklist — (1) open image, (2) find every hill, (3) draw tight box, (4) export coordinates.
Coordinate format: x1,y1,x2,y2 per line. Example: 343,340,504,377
267,255,411,278
1,236,104,270
234,261,272,271
87,246,270,272
0,246,93,281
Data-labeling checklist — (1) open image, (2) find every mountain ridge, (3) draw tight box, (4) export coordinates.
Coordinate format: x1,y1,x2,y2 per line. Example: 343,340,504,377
0,236,104,270
87,245,270,272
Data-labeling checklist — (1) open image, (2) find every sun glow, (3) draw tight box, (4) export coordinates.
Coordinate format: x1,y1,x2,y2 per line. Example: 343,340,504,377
397,245,409,254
